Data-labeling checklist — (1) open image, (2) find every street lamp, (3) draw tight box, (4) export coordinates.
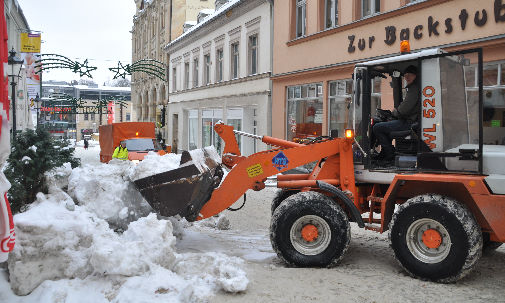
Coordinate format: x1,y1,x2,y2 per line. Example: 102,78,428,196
34,93,40,128
7,48,24,139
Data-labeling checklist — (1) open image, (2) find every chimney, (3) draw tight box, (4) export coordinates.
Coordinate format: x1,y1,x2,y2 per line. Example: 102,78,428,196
215,0,229,11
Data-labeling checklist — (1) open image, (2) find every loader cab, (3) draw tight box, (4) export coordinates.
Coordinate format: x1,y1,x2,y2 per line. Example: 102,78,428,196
350,48,484,175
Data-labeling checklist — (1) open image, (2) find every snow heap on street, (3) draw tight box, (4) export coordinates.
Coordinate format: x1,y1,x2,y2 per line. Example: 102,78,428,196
6,146,247,301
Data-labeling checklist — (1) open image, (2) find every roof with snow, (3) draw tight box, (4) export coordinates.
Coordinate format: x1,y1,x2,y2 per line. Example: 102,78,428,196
164,0,243,50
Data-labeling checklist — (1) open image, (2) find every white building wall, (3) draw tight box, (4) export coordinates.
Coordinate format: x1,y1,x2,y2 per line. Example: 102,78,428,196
165,0,272,155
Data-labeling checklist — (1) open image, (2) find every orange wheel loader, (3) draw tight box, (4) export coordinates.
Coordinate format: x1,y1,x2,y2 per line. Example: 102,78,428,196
134,46,505,283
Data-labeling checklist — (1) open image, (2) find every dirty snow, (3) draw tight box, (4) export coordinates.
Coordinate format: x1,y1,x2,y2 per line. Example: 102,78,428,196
0,144,247,302
2,143,505,303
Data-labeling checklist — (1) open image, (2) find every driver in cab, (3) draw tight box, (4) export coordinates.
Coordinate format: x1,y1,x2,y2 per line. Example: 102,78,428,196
373,65,419,164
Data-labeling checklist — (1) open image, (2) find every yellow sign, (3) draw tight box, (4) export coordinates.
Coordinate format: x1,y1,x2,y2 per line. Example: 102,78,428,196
20,33,41,53
246,164,263,178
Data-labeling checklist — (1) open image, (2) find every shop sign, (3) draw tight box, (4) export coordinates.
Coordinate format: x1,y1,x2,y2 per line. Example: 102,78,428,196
348,0,505,53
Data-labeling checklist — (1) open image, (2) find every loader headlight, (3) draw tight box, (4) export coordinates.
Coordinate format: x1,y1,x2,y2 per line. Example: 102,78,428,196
345,129,354,139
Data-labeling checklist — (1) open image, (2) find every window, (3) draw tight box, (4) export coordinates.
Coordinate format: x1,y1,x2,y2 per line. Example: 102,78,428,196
328,80,352,137
362,0,380,17
248,35,258,75
231,42,239,79
172,67,177,91
216,48,223,82
325,0,338,28
90,113,95,121
227,108,243,152
204,54,211,85
184,62,190,89
296,0,306,38
465,61,505,145
286,83,323,142
126,113,131,121
84,113,89,121
193,58,199,87
202,109,223,153
188,109,198,150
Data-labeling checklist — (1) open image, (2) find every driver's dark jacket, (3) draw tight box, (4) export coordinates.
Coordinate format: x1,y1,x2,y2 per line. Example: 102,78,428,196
392,81,419,122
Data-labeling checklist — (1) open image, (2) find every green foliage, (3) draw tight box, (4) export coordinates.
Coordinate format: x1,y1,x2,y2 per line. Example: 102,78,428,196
4,128,80,213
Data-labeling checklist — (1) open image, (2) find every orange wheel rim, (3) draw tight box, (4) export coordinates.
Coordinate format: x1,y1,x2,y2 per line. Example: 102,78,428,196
422,229,442,249
301,224,319,242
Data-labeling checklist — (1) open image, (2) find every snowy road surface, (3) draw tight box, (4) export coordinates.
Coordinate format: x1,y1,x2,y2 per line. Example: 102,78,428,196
1,144,504,303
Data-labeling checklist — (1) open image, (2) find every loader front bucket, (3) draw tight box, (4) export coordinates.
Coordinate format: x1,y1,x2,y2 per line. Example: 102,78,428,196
133,150,223,221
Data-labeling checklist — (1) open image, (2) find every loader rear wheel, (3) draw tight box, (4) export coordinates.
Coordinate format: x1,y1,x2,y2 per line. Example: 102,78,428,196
389,194,482,283
271,189,299,215
270,191,350,267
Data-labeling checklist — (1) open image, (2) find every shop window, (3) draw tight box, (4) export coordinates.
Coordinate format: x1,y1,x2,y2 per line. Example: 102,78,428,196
248,35,258,75
296,0,306,38
325,0,338,29
227,108,243,152
287,83,323,142
216,48,224,82
202,109,223,153
231,42,240,79
328,80,352,137
188,109,198,150
362,0,380,18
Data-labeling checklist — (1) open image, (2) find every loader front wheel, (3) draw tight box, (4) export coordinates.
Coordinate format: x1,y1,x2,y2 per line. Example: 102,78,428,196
389,194,482,282
270,191,350,267
271,189,299,215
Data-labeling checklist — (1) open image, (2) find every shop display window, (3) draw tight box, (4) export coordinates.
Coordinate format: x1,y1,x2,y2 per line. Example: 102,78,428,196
286,83,323,142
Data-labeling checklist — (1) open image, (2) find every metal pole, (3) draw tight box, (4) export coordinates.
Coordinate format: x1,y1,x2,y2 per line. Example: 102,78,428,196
11,80,16,139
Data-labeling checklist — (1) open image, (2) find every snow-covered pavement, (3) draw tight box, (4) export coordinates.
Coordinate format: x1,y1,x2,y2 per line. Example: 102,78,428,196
1,143,505,303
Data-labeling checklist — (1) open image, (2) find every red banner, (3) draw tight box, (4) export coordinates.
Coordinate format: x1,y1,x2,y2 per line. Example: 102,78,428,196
107,101,115,124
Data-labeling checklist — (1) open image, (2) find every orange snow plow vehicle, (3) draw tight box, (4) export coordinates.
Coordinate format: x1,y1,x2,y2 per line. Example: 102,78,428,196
99,122,170,163
134,46,505,283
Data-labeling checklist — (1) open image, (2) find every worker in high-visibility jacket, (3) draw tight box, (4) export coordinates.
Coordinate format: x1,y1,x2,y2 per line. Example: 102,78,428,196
112,141,129,160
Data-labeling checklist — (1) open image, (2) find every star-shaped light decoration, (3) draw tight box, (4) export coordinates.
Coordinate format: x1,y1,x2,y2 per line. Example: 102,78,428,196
109,61,131,80
72,59,98,78
35,54,98,79
109,59,166,82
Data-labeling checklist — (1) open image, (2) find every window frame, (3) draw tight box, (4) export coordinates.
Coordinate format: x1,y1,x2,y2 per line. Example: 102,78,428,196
204,53,211,85
193,57,199,87
231,42,240,79
184,61,190,90
362,0,380,18
216,48,224,82
296,0,307,38
248,34,258,75
325,0,338,29
172,66,177,91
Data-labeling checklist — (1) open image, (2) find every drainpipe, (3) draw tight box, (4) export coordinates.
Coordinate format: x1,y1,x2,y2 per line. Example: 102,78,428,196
267,0,274,137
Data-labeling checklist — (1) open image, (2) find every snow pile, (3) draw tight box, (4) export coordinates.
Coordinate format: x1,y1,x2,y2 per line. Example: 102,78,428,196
128,151,181,181
6,146,247,301
187,146,222,173
67,160,152,230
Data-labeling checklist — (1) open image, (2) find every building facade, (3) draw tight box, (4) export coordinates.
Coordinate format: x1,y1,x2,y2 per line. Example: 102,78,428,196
164,0,273,155
272,0,505,146
4,0,32,134
131,0,215,140
41,83,132,140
